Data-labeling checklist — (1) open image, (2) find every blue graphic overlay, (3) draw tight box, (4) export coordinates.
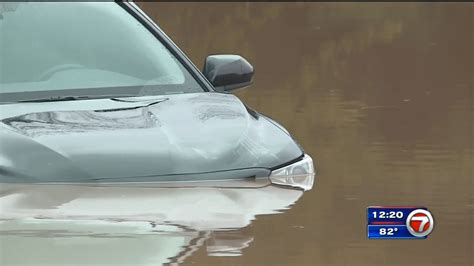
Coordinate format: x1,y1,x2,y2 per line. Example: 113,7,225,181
367,206,431,239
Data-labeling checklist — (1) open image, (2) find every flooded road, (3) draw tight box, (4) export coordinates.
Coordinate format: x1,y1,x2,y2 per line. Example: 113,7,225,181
0,2,472,266
137,3,473,265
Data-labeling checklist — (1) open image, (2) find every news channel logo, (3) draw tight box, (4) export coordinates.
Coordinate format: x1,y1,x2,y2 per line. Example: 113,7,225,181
367,206,434,239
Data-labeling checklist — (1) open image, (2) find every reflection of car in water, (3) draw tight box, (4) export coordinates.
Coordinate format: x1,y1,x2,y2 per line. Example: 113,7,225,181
0,183,309,265
0,2,315,190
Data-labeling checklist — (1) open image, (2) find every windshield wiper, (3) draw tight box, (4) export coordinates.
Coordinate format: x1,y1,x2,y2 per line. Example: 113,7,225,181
18,96,92,102
16,94,137,103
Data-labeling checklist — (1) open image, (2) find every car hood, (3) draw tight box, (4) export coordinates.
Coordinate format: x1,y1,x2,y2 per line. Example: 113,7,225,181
0,92,303,182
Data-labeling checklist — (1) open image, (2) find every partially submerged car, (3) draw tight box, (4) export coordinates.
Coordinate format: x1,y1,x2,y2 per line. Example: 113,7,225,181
0,2,315,190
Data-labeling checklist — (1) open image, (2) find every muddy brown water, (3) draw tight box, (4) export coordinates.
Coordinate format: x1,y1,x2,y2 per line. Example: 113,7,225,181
137,3,473,266
0,3,472,266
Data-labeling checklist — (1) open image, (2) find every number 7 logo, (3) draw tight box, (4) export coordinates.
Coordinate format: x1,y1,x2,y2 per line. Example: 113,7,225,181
410,216,429,232
406,209,434,237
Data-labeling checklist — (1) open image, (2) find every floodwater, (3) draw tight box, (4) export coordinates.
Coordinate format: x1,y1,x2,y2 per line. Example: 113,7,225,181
0,2,472,266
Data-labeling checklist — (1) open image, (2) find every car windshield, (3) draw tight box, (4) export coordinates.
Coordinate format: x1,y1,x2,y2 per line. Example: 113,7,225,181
0,2,204,102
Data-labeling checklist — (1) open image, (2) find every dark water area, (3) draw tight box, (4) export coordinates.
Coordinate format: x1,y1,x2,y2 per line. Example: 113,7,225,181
137,2,473,265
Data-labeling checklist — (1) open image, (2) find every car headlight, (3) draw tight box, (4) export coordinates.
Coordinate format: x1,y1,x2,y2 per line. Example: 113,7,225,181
269,154,315,191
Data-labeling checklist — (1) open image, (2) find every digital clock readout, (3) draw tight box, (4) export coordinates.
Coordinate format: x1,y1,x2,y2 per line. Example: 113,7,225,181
371,211,403,219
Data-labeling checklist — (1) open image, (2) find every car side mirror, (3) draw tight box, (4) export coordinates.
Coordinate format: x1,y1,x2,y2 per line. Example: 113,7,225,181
203,54,254,92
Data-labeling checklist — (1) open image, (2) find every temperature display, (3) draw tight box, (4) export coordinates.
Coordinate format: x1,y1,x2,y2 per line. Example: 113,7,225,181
367,206,434,239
